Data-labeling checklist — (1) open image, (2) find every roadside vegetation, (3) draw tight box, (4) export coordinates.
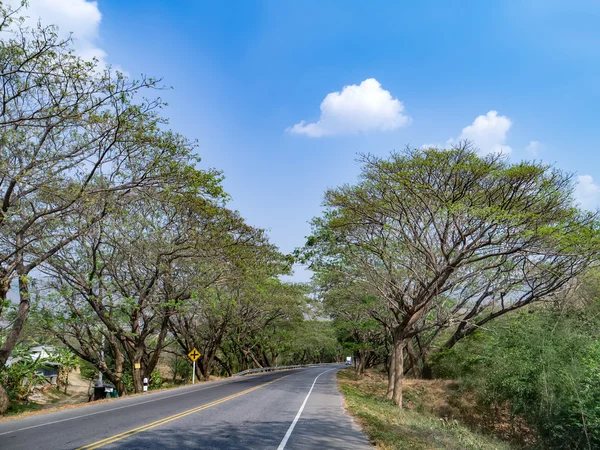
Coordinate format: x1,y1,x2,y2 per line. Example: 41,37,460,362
338,369,513,450
300,148,600,448
2,3,600,448
0,2,341,414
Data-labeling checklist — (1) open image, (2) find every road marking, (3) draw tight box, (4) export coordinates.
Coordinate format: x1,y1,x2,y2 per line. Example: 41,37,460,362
277,368,335,450
0,370,293,437
77,375,287,450
0,381,234,437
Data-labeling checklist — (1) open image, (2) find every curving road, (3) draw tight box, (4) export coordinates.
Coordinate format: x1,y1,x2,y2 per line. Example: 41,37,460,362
0,366,370,449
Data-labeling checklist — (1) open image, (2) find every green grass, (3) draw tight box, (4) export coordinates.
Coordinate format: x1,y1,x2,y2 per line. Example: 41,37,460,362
338,370,513,450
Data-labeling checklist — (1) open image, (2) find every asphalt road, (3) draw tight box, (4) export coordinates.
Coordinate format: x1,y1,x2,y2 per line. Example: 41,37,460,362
0,366,370,449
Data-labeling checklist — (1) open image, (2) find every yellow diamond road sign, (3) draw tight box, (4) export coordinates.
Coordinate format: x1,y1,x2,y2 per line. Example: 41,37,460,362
188,348,201,362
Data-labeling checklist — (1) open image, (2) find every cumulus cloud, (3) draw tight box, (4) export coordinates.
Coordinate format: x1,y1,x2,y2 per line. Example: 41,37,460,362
524,140,545,156
287,78,411,137
7,0,107,68
575,175,600,210
457,110,512,155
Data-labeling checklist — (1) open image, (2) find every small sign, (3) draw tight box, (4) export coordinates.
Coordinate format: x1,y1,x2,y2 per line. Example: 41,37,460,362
134,363,141,369
188,348,201,362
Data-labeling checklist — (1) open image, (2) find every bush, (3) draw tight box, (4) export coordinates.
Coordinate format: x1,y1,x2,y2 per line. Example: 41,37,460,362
149,370,163,390
432,307,600,449
0,354,46,402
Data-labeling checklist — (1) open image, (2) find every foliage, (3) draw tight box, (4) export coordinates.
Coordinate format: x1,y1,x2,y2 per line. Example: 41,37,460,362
149,370,163,390
0,344,47,402
79,359,99,381
432,305,600,449
49,347,78,392
283,320,342,364
300,143,600,405
169,355,190,382
6,401,44,416
0,344,79,402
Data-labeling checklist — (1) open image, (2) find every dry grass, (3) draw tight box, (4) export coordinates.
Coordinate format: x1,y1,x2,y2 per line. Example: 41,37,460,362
337,369,515,450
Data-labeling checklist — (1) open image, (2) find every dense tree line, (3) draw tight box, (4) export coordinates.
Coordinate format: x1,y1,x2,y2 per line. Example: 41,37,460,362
4,6,600,447
300,145,600,407
0,3,339,413
299,146,600,447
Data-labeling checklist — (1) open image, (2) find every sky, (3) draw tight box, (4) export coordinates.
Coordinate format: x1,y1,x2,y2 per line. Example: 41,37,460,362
9,0,600,282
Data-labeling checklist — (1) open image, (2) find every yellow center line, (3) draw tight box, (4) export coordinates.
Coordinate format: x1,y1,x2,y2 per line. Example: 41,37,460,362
77,375,288,450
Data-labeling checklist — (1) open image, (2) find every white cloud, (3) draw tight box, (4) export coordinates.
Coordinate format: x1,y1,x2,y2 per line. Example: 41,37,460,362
524,140,545,156
7,0,107,68
287,78,411,137
457,110,512,155
575,175,600,210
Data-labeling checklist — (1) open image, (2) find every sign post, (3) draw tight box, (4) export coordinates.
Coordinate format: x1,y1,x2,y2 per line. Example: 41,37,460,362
188,348,201,384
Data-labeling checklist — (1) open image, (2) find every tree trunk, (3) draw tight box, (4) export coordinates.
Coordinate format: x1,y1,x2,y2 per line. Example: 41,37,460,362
355,349,365,377
405,341,420,378
102,371,127,397
113,349,125,391
132,361,144,393
195,362,206,381
0,383,8,415
0,274,30,366
386,347,395,400
214,355,232,377
198,348,218,381
391,331,405,407
421,358,433,380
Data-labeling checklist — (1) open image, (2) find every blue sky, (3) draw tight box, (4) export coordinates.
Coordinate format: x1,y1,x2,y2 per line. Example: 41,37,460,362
13,0,600,281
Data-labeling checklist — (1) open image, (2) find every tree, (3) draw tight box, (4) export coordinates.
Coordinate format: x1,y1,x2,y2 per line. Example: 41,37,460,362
0,1,191,371
315,271,388,377
0,2,208,410
38,172,226,394
168,226,296,380
218,279,307,374
301,144,600,406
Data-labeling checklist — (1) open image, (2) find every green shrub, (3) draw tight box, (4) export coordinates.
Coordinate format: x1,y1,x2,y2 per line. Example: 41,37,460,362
0,354,46,402
149,370,163,390
432,307,600,449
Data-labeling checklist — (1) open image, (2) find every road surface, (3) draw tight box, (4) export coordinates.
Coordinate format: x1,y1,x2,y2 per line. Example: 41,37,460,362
0,366,370,449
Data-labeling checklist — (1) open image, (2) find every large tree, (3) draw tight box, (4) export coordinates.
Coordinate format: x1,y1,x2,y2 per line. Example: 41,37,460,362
168,228,296,380
301,144,600,406
0,2,198,410
37,172,227,394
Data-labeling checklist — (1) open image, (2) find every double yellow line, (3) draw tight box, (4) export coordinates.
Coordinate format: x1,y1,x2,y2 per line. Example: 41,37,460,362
78,376,286,449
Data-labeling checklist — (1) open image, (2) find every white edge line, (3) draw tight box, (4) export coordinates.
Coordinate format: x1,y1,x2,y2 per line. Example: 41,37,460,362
0,369,302,437
277,368,335,450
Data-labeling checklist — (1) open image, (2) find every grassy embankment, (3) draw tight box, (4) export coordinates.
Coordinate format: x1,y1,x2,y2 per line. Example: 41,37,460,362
338,369,515,450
